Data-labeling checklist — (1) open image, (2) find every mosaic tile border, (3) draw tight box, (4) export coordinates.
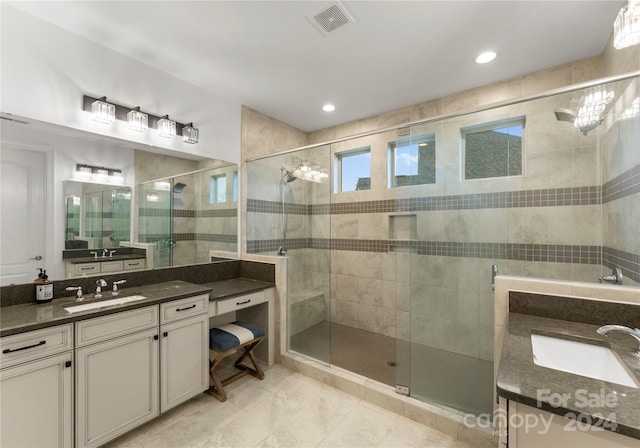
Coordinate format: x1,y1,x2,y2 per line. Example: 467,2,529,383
139,233,237,243
248,186,602,216
246,238,602,264
139,208,237,217
602,164,640,203
248,165,639,216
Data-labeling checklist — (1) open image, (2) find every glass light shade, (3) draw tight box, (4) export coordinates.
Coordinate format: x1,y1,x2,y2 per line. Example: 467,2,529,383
574,89,614,135
614,0,640,49
158,116,176,138
76,164,92,177
127,108,148,131
182,123,199,144
91,98,115,124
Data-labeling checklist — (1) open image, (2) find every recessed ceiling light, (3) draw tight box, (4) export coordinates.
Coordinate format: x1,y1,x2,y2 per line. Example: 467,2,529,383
475,51,497,64
322,104,336,112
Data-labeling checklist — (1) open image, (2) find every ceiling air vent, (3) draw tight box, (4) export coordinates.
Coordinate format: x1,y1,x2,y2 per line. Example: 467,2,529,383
307,2,355,37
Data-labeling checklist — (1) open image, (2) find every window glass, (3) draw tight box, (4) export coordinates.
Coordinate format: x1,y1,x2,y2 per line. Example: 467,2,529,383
210,174,227,203
335,148,370,192
232,171,238,202
462,119,524,180
389,134,436,187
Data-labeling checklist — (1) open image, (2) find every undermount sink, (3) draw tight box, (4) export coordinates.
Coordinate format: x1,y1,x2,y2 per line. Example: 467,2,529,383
531,333,639,389
64,295,148,314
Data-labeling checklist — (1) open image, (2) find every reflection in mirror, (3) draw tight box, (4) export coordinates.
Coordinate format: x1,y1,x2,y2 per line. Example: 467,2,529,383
0,113,239,283
138,164,238,269
63,182,132,250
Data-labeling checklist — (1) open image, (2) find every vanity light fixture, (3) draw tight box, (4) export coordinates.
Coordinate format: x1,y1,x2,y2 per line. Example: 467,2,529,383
127,106,148,132
157,115,176,138
614,0,640,49
475,51,496,64
182,122,199,144
91,97,116,124
82,95,199,144
75,164,124,183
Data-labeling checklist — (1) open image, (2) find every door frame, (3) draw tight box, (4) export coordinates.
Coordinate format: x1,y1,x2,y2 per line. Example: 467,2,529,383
1,139,54,282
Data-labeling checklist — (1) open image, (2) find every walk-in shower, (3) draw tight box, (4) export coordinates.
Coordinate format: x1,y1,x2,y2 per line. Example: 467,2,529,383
246,74,640,420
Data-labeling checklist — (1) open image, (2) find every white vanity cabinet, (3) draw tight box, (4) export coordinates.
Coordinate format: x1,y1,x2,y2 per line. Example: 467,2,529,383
159,294,209,413
75,306,159,448
0,324,74,448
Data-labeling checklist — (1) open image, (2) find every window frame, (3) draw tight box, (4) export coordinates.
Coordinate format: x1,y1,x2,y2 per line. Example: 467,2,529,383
388,133,436,188
334,146,371,193
209,173,227,204
460,116,526,181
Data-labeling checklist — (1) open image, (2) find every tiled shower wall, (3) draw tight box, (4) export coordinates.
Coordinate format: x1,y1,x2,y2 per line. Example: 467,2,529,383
246,77,640,364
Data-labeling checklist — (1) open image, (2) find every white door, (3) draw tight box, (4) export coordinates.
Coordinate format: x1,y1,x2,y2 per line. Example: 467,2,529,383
0,145,46,285
160,313,209,413
75,328,159,448
0,351,74,448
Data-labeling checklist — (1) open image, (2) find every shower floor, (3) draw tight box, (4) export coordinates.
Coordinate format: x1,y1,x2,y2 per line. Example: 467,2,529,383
290,321,493,416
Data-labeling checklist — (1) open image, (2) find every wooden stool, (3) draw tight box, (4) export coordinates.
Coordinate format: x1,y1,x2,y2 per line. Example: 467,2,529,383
207,321,265,402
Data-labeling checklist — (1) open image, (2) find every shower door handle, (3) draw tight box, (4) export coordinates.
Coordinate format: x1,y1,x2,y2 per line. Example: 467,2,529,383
491,264,498,291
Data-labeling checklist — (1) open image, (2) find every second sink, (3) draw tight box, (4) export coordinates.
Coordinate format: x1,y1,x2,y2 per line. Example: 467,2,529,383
531,333,639,389
64,295,148,314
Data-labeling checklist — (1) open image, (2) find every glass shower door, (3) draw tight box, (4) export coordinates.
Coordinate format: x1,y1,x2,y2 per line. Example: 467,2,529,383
138,179,173,268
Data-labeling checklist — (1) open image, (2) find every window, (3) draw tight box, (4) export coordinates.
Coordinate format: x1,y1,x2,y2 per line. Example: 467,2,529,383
209,174,226,203
335,147,370,193
388,134,436,188
462,118,524,180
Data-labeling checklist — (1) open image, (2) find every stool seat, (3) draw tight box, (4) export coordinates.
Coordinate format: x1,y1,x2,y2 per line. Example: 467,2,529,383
207,321,265,402
209,321,265,352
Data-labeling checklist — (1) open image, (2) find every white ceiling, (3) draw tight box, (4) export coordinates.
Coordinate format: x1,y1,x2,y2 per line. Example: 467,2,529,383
8,1,624,132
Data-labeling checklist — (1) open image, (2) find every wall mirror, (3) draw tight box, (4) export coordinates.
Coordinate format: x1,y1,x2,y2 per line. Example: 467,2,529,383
64,182,132,250
0,115,238,285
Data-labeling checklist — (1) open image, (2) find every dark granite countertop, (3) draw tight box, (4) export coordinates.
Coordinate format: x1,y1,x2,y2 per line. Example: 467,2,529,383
66,254,147,264
202,277,274,301
0,278,274,338
497,312,640,439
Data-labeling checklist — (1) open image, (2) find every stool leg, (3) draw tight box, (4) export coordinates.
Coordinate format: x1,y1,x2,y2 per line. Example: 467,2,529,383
208,353,227,402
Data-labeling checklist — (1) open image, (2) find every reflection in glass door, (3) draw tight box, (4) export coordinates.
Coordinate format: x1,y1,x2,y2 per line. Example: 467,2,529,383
138,179,173,268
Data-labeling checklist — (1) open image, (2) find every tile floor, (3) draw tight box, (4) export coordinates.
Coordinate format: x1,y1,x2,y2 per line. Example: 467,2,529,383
105,362,476,448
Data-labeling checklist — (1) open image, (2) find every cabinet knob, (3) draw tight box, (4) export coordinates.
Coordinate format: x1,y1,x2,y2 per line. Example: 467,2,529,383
153,335,159,340
65,360,72,368
163,331,168,337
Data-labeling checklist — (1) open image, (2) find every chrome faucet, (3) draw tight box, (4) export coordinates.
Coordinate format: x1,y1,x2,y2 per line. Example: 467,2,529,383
112,279,126,295
66,286,83,301
102,248,109,258
600,266,623,285
596,325,640,357
95,279,107,298
109,250,116,258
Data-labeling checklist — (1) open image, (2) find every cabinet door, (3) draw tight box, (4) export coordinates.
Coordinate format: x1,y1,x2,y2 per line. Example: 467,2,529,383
160,313,209,413
0,352,73,448
76,328,159,448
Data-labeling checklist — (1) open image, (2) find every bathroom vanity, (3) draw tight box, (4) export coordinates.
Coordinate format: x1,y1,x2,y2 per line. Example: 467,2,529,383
0,275,274,448
496,292,640,447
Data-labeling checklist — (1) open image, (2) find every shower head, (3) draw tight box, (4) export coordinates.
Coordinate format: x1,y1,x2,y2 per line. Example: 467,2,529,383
554,109,576,123
173,182,187,193
281,167,297,183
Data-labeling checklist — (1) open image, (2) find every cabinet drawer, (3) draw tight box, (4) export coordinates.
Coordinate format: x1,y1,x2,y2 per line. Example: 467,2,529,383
76,306,158,347
160,294,208,324
101,260,124,273
216,290,267,315
75,263,100,276
123,259,146,271
1,324,73,368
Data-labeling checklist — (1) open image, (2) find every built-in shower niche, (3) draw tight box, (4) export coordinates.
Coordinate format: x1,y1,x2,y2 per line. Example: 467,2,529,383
388,214,417,253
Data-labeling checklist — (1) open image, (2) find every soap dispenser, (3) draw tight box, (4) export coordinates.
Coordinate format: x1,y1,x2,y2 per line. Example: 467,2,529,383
35,268,53,303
